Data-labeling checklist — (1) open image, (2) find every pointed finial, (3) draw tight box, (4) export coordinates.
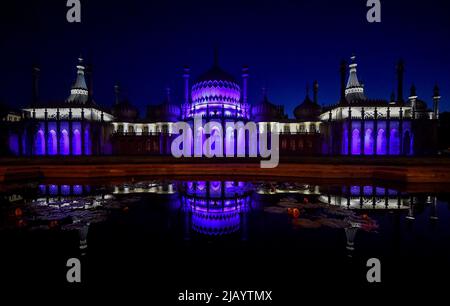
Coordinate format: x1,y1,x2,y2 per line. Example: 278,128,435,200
76,55,85,72
306,83,310,97
397,59,405,70
78,55,84,65
313,80,319,104
213,45,219,67
390,91,395,102
410,84,417,97
433,83,440,97
261,87,268,100
114,82,120,105
165,86,171,103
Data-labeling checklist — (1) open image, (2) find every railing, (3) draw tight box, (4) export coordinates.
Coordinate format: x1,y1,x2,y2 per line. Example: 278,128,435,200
112,131,171,136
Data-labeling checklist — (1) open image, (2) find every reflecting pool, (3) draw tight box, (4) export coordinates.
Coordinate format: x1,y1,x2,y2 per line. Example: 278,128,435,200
1,178,450,298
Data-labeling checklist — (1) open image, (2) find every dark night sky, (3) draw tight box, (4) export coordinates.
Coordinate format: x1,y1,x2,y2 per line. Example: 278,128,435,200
1,0,450,117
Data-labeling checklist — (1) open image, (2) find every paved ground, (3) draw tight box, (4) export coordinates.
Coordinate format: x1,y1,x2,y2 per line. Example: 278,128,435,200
1,155,450,183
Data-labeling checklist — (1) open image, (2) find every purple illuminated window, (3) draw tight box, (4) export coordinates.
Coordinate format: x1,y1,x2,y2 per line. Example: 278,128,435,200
47,130,57,155
389,129,400,155
72,129,81,155
364,128,374,155
35,130,45,155
376,129,387,155
351,129,360,155
342,128,348,155
8,133,19,155
60,129,69,155
84,127,91,155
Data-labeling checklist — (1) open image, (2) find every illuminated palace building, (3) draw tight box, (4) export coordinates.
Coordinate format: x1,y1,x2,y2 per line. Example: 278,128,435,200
1,54,441,157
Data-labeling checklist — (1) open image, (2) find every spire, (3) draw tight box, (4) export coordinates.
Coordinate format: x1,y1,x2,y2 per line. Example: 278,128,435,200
433,83,440,119
67,56,89,104
86,62,93,104
313,80,319,104
164,86,171,104
262,86,268,100
409,84,417,98
213,46,219,67
390,91,396,103
396,59,405,104
114,82,120,105
345,55,365,102
433,83,440,98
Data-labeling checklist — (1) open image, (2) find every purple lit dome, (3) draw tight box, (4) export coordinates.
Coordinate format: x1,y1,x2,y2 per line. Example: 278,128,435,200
189,64,244,119
294,94,321,121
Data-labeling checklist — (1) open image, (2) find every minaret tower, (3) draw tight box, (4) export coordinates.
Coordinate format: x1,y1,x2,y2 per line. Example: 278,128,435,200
241,65,249,118
396,59,405,105
433,84,440,119
345,55,365,102
114,82,120,105
408,84,418,118
182,66,190,119
313,80,319,104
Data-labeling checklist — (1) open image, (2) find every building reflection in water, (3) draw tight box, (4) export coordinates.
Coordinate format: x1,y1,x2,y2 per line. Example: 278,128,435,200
180,181,254,238
1,180,443,256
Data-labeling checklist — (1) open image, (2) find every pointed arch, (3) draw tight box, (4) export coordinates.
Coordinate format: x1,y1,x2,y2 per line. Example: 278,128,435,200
35,129,45,155
351,128,360,155
376,129,387,155
364,128,374,155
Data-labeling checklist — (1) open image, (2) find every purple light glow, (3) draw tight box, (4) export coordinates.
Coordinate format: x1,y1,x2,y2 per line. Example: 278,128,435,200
390,129,400,155
376,129,387,155
61,185,70,196
351,128,360,155
84,126,91,155
364,128,374,155
47,130,57,155
342,128,348,155
8,133,19,155
60,129,69,155
35,130,45,155
72,129,81,155
73,185,82,195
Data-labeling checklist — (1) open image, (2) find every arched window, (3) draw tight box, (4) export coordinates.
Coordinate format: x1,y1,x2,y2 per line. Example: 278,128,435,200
376,129,387,155
60,129,69,155
84,128,91,155
364,128,374,155
342,128,349,155
35,129,45,155
73,129,81,155
389,128,400,155
47,130,57,155
351,129,361,155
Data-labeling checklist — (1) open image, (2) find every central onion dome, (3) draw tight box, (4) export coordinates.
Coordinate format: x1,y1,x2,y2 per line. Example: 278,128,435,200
189,54,243,119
